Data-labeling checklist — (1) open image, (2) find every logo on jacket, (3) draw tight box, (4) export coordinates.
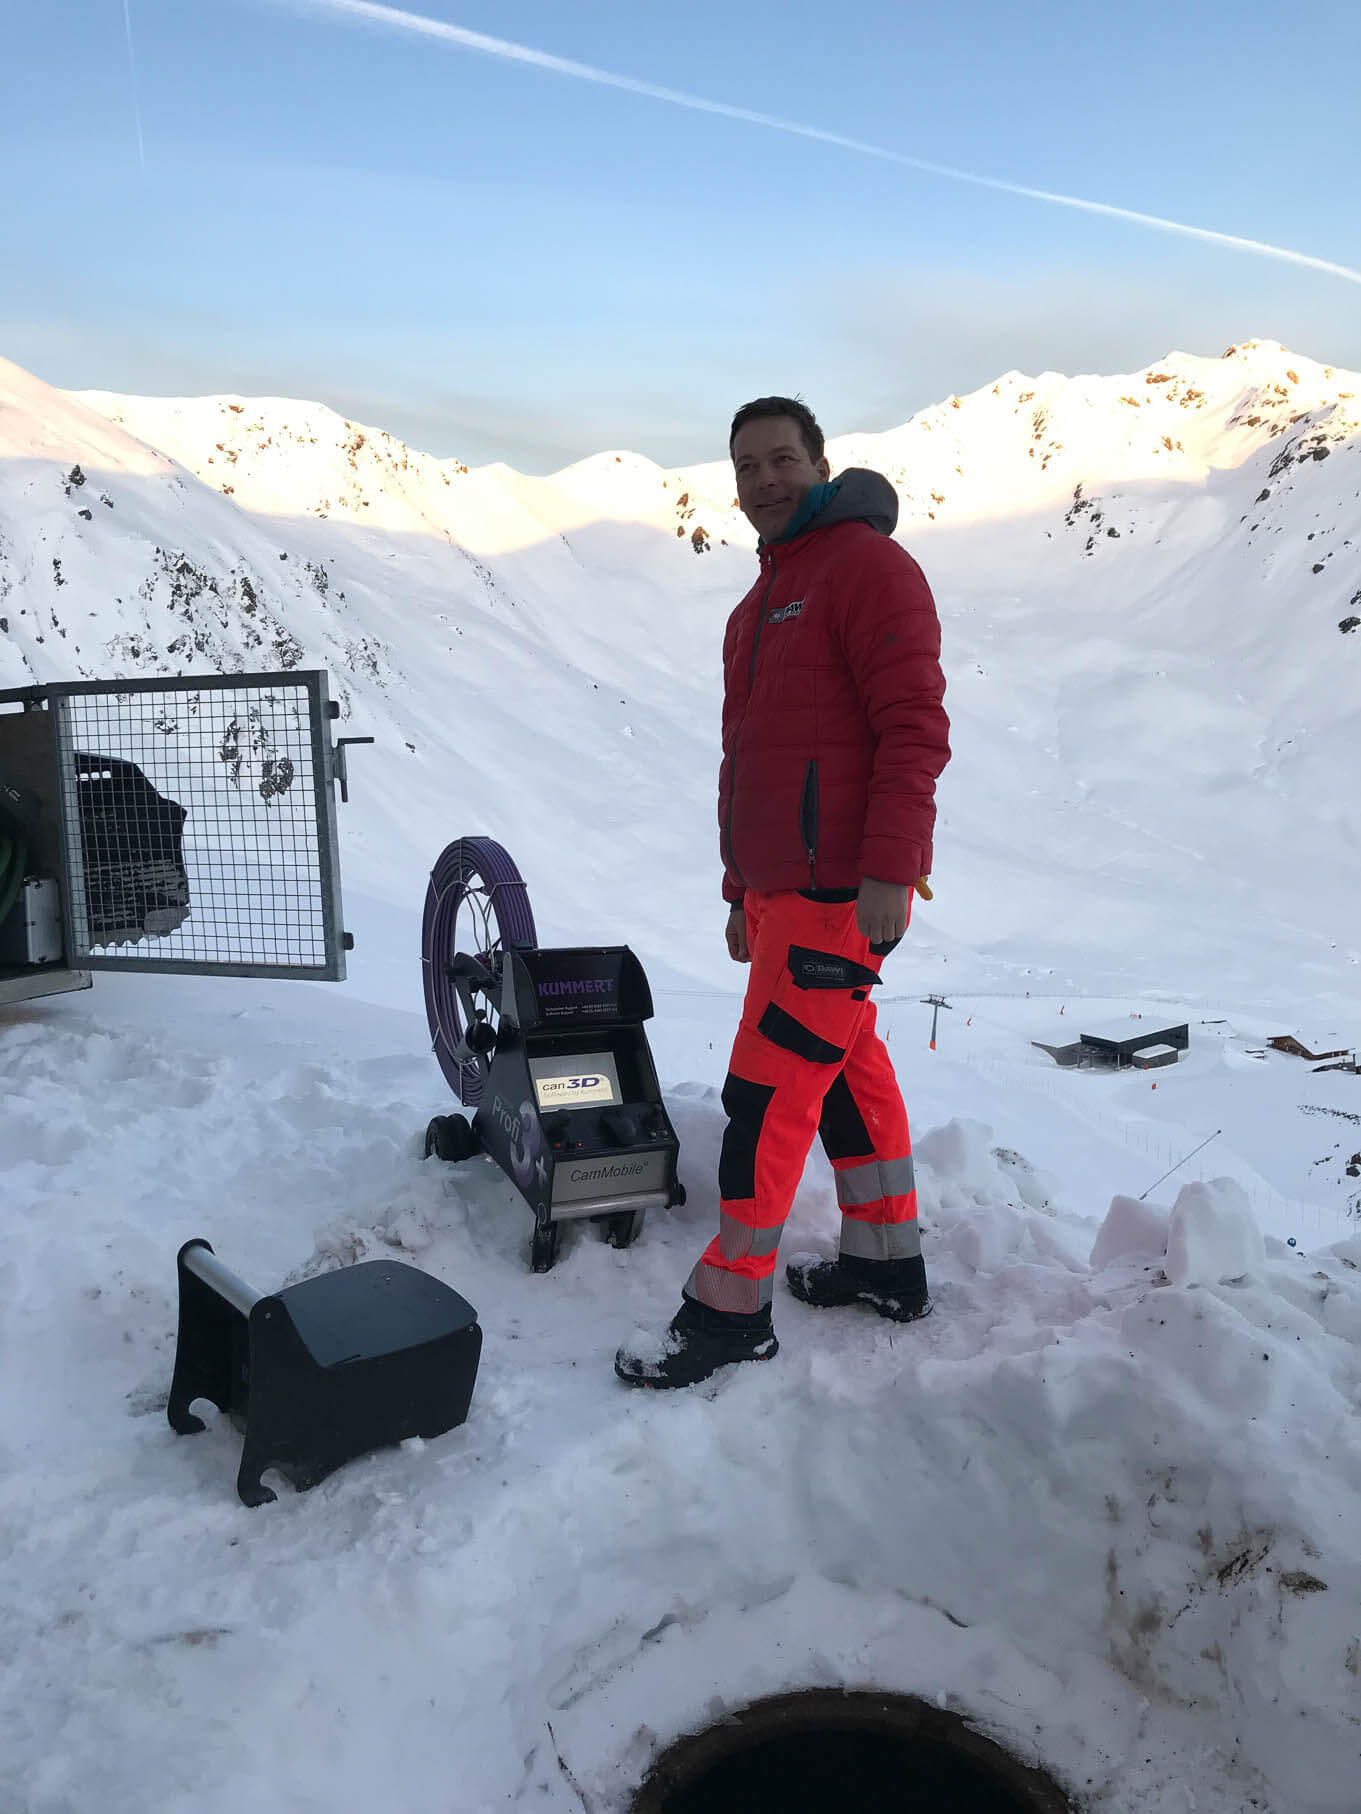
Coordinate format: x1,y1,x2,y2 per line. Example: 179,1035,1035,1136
767,598,805,624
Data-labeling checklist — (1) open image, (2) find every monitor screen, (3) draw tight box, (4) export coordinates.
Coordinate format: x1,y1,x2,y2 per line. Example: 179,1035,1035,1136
529,1051,622,1110
525,949,624,1023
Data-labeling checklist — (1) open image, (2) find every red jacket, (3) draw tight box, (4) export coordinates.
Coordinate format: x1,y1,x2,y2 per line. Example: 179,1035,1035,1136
718,469,950,905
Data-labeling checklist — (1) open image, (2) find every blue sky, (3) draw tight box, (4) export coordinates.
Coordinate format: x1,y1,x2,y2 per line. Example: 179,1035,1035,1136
3,0,1359,471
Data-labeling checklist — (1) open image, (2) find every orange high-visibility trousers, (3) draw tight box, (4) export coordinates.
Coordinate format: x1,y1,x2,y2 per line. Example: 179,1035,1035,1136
686,889,921,1315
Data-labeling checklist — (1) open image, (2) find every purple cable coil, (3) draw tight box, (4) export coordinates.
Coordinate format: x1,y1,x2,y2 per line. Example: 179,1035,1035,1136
421,836,537,1105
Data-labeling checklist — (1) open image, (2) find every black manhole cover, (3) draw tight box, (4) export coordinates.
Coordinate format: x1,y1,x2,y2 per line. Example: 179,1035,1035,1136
632,1689,1075,1814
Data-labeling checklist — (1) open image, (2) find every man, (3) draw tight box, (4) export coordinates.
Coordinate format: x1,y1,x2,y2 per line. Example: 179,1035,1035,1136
615,396,950,1389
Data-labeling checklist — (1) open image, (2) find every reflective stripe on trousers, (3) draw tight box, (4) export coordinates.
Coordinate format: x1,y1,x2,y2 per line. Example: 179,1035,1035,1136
686,888,919,1314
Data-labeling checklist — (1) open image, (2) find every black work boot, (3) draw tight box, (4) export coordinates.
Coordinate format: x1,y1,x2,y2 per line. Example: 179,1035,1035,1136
614,1297,779,1389
785,1251,932,1323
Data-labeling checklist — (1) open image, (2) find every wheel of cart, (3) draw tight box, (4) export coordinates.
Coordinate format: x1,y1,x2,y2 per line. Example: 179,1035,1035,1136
423,1112,480,1163
420,838,684,1271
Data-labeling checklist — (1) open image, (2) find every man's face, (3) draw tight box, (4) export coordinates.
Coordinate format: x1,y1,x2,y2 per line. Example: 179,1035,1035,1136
731,416,831,543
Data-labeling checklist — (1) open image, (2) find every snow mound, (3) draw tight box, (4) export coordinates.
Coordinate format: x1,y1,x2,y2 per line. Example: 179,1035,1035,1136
1091,1193,1171,1269
1165,1176,1265,1286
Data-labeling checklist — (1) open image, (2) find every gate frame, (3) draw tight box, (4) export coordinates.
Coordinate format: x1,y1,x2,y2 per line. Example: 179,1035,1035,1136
0,668,356,984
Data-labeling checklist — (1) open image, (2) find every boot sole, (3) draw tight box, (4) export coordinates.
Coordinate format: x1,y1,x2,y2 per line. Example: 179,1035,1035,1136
788,1281,933,1325
614,1339,779,1390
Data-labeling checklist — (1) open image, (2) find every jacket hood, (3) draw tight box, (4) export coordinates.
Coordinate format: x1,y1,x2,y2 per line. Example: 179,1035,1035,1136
766,467,899,546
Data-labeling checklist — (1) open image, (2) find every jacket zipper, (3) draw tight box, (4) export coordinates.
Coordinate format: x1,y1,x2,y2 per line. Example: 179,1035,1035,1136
722,553,780,887
800,758,820,886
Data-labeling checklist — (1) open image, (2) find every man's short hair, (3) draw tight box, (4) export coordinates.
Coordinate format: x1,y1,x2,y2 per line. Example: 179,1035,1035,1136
729,396,825,463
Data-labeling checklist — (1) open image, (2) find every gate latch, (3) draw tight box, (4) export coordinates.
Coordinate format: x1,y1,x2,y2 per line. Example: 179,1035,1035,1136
332,736,374,805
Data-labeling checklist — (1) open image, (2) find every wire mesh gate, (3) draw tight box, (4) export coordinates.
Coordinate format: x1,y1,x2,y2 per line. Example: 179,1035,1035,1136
8,670,356,981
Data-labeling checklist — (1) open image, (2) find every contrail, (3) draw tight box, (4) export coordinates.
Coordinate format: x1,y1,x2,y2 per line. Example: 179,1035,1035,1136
277,0,1361,287
122,0,146,167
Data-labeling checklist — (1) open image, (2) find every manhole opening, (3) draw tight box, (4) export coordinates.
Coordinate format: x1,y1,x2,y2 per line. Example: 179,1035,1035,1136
632,1689,1075,1814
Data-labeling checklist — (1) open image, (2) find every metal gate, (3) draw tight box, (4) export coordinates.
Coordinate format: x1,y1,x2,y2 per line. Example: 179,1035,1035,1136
3,670,362,981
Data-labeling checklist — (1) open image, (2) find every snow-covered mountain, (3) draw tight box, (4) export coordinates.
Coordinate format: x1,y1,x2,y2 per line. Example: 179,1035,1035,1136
4,343,1361,1814
2,339,1358,1010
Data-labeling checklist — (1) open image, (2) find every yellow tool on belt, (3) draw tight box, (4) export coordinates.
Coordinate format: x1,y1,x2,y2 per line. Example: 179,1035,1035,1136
915,877,934,902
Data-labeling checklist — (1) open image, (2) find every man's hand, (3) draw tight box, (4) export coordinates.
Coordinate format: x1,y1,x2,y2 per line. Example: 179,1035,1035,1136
725,906,751,963
857,877,910,947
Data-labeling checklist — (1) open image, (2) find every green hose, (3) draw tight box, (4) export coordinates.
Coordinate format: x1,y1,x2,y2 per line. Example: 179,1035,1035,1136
0,826,27,929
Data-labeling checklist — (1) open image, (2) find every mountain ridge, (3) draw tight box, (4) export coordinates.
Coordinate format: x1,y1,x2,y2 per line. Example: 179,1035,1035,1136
1,340,1357,1011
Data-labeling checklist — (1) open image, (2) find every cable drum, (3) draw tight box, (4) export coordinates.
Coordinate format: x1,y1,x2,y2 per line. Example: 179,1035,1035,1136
421,837,537,1105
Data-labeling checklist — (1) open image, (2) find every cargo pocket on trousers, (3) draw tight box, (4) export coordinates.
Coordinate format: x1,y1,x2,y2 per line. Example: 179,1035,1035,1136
786,946,881,992
753,942,875,1066
756,999,846,1065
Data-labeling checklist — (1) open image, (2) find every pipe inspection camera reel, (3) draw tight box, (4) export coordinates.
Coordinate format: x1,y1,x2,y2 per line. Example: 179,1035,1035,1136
420,838,686,1272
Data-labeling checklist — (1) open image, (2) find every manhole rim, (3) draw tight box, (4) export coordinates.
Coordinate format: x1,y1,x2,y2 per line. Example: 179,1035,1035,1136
631,1686,1076,1814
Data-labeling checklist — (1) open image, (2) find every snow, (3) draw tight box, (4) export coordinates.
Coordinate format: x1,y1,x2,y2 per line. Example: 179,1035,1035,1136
2,341,1361,1812
1164,1177,1265,1286
1090,1194,1170,1269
